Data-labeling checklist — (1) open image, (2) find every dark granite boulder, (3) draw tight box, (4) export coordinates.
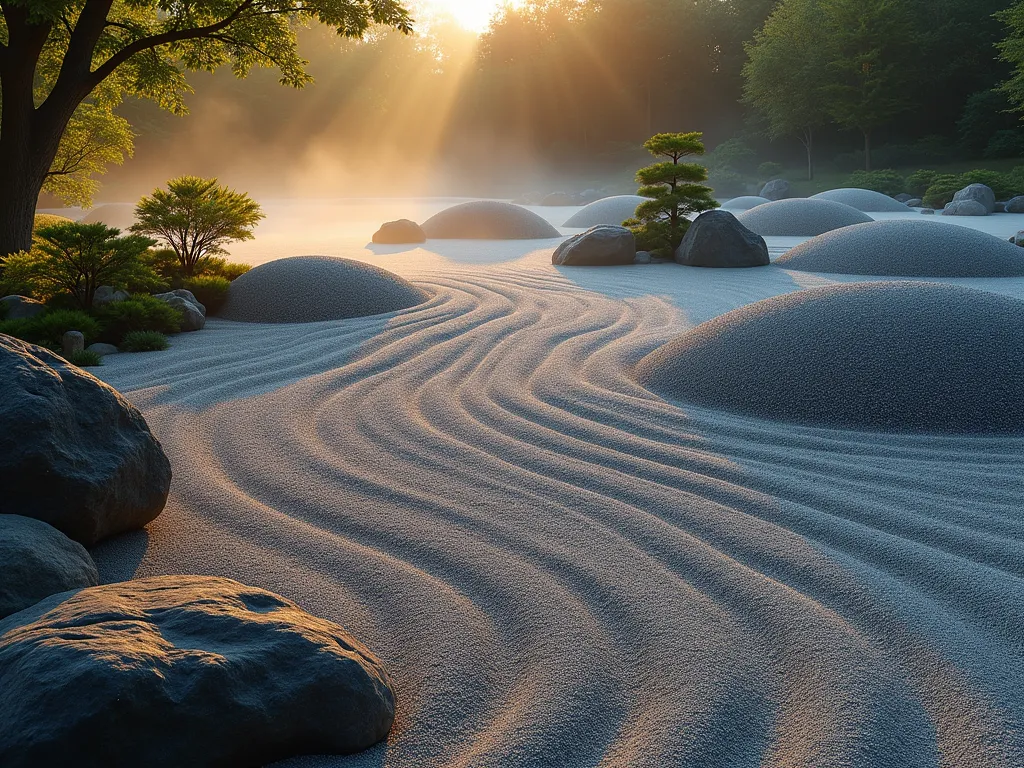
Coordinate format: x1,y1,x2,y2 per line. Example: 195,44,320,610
675,210,769,268
0,576,396,768
552,226,636,266
0,335,171,546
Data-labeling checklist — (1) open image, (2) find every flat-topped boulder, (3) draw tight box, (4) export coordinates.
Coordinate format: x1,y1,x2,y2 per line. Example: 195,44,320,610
421,201,560,240
0,576,395,767
0,515,98,620
221,256,428,324
636,282,1024,434
0,335,170,546
553,226,636,266
372,219,427,244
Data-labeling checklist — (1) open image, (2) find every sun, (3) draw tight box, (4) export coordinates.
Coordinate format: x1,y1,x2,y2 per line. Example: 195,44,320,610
423,0,507,33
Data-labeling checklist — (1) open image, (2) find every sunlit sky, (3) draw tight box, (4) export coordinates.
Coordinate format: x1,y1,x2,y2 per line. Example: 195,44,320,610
422,0,509,32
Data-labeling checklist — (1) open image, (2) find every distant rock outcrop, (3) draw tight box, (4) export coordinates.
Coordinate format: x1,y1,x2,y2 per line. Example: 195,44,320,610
759,179,791,201
0,335,171,546
372,219,427,244
0,576,396,767
421,201,560,240
0,296,44,320
952,183,996,214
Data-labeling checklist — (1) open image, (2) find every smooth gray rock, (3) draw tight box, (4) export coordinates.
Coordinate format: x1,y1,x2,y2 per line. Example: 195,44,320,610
563,196,649,228
0,515,97,620
0,576,396,768
736,198,872,237
1014,230,1024,246
811,188,909,212
905,198,923,208
952,183,996,214
675,210,769,268
941,200,989,217
86,343,119,357
921,208,936,214
1005,196,1024,214
93,286,129,307
0,296,44,320
759,178,791,201
421,202,560,240
158,289,206,316
157,295,205,331
634,251,652,264
372,219,426,245
61,331,84,356
221,257,428,324
995,202,1007,213
894,193,913,203
552,226,636,266
0,335,171,546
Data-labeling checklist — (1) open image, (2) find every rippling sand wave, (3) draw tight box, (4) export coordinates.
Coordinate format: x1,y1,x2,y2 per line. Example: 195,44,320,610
93,245,1024,767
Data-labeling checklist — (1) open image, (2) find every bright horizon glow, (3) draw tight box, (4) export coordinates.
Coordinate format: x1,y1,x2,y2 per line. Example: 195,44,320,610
422,0,510,32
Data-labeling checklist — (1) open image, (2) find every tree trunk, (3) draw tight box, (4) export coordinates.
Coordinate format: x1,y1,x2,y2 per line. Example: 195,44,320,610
864,130,872,172
801,127,815,181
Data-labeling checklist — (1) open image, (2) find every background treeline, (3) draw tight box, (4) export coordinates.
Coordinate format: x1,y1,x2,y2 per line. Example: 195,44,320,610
90,0,1024,200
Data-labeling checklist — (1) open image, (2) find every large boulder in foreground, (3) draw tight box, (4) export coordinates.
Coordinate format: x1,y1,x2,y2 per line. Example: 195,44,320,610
0,335,171,546
372,219,426,244
221,256,428,324
0,576,395,768
552,226,636,266
421,201,560,240
0,515,98,620
759,178,791,201
952,183,996,214
675,210,769,268
737,198,873,237
776,219,1024,277
636,282,1024,434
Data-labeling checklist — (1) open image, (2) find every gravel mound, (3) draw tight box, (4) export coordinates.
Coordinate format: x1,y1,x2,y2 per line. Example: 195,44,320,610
421,201,560,240
80,204,137,230
810,188,910,212
636,282,1024,434
776,219,1024,277
737,198,873,237
220,256,428,324
720,196,771,211
563,196,648,227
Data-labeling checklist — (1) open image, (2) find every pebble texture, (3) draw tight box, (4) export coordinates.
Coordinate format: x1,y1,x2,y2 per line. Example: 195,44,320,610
674,210,769,268
421,201,560,240
720,196,771,211
563,196,649,227
637,281,1024,433
737,198,873,236
0,576,395,768
0,335,171,546
775,219,1024,277
220,256,428,324
810,188,911,212
552,226,636,266
0,515,98,620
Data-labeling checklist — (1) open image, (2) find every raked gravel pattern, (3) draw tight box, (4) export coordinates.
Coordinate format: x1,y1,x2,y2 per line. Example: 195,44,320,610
92,245,1024,768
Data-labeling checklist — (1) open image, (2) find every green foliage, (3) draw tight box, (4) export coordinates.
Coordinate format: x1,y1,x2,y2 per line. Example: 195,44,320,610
906,169,940,197
68,349,103,368
183,275,231,315
957,90,1019,156
705,138,757,173
132,177,265,277
923,175,968,209
625,132,719,258
998,2,1024,116
33,214,74,232
960,169,1019,200
845,169,905,196
199,257,252,281
94,295,182,345
758,162,784,180
43,103,134,208
121,331,170,353
0,302,7,321
706,169,747,197
0,310,101,349
0,252,41,298
25,223,157,309
985,129,1024,158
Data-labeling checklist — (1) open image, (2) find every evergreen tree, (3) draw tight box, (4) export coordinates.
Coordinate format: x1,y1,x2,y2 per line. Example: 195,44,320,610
624,133,719,258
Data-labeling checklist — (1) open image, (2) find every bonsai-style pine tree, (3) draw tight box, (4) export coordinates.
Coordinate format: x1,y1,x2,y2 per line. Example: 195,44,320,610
625,132,719,257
